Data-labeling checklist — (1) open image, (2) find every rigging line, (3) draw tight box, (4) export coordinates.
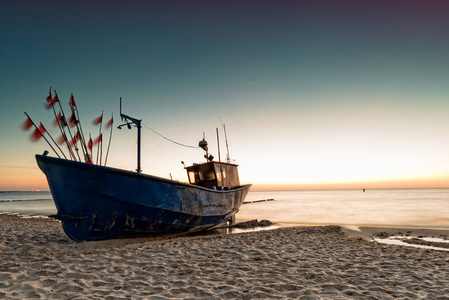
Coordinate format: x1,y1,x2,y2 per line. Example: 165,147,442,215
142,123,199,149
142,137,164,153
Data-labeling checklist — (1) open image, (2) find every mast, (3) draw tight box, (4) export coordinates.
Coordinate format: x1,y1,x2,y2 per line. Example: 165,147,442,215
118,97,142,173
223,123,230,163
216,128,221,162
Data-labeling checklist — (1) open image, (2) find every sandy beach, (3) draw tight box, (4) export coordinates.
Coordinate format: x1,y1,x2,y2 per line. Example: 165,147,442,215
1,214,449,299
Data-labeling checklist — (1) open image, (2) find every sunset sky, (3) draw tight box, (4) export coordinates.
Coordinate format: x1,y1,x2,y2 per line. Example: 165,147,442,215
1,1,449,190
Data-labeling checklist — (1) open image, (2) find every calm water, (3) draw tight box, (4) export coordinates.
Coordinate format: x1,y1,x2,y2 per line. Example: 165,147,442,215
1,189,448,229
239,189,449,229
0,191,55,216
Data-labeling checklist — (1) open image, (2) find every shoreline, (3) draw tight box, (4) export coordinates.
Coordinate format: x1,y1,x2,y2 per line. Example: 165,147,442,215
2,211,449,242
237,217,449,235
1,214,449,299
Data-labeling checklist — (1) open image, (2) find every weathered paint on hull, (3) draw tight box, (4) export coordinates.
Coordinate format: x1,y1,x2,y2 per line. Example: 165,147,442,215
36,155,251,242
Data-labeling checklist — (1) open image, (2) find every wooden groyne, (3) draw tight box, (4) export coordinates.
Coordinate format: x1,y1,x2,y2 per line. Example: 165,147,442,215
243,199,275,204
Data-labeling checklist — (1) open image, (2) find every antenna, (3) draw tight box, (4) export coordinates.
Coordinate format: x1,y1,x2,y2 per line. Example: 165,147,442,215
216,128,221,162
223,123,230,163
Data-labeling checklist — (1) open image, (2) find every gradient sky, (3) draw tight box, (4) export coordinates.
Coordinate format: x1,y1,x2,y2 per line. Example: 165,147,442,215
1,0,449,190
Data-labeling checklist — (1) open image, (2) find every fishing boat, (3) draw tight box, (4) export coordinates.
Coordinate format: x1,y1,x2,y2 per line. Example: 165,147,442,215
31,95,251,242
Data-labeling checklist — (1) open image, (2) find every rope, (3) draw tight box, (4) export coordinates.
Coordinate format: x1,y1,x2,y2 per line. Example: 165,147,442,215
142,123,199,149
142,137,164,153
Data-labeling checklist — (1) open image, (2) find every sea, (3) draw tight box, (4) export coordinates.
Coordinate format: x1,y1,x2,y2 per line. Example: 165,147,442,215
1,189,448,229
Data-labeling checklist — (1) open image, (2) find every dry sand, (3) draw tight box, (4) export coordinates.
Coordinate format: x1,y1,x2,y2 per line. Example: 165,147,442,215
1,214,449,299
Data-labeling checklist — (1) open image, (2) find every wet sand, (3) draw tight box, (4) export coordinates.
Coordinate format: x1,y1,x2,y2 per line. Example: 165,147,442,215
1,214,449,299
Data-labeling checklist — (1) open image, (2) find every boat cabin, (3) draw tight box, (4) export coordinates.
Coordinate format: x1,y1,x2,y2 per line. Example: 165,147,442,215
185,161,240,189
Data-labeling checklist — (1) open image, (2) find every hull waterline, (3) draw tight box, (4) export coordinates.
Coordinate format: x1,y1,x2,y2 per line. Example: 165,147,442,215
36,155,251,242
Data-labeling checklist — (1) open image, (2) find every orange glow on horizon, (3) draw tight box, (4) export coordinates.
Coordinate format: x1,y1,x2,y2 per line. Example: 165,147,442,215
1,151,448,191
250,176,449,191
2,172,447,192
0,168,49,191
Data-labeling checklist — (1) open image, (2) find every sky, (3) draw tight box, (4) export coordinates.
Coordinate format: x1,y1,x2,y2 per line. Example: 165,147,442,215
1,0,449,191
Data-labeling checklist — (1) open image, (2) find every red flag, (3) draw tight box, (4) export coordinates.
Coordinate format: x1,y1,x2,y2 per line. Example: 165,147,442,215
58,133,67,145
46,88,52,103
70,131,81,147
69,94,76,107
88,138,93,151
46,94,59,109
60,115,68,127
92,115,103,125
86,156,93,164
38,123,46,134
31,128,43,141
69,112,78,127
53,112,62,126
105,116,113,129
22,116,33,131
94,134,102,145
53,113,68,127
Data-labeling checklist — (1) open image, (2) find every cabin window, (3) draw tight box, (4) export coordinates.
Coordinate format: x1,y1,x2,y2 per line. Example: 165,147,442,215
205,167,215,181
222,167,227,179
215,166,222,182
188,171,196,184
198,170,206,181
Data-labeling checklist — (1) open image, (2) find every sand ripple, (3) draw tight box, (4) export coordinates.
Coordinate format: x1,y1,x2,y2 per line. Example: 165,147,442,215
1,215,449,299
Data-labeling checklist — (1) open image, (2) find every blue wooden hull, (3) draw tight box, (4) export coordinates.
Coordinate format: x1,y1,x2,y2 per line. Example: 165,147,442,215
36,155,251,242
